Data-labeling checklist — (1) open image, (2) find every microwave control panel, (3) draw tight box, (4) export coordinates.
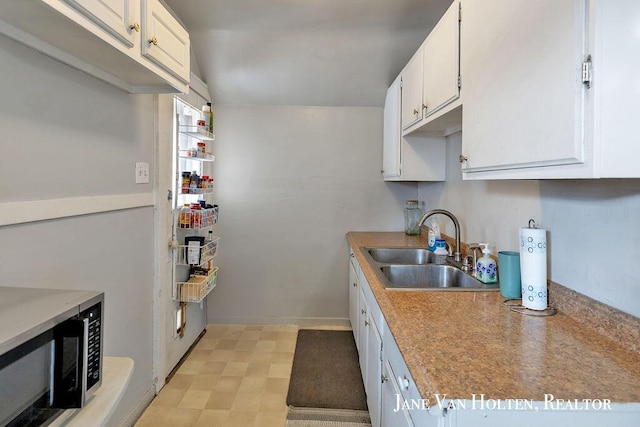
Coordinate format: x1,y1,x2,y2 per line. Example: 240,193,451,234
82,302,102,390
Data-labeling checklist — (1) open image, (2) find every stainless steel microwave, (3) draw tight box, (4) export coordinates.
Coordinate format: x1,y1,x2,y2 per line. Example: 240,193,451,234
0,287,104,426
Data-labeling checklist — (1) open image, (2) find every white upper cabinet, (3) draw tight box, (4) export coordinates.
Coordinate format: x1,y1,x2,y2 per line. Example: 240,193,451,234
0,0,190,93
401,0,461,136
460,0,587,177
142,0,190,84
401,49,424,131
62,0,136,48
383,76,446,182
460,0,640,179
383,77,402,179
422,0,460,119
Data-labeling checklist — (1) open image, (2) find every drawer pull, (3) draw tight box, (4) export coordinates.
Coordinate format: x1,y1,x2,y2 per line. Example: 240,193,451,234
361,309,366,315
399,375,410,389
365,320,370,326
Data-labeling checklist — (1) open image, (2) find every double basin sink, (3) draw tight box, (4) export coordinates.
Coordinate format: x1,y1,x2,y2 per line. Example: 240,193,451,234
363,247,499,292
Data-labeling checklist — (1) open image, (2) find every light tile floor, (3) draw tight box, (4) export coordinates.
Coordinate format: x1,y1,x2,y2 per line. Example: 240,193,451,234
135,324,300,427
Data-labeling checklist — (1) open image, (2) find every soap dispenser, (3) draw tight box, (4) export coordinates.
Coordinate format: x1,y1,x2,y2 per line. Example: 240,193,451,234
476,243,497,284
427,219,440,252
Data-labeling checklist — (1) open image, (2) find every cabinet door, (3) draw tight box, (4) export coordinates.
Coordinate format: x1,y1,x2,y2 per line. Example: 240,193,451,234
383,77,401,179
142,0,190,83
365,316,382,427
423,0,459,117
401,49,424,130
63,0,136,48
357,286,369,389
381,360,414,427
349,253,360,349
461,0,587,173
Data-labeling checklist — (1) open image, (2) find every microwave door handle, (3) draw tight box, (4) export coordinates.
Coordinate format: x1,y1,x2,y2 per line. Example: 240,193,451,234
80,317,89,406
53,317,87,408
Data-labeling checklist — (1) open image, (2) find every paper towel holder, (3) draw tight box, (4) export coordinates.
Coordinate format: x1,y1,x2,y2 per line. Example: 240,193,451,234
503,299,557,316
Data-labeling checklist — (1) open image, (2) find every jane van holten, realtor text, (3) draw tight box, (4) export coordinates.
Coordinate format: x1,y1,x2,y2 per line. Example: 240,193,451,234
394,393,613,413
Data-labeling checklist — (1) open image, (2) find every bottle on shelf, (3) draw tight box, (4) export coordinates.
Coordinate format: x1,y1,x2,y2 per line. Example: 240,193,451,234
206,102,213,133
181,172,191,194
180,204,191,229
202,103,214,134
189,171,199,194
201,104,210,132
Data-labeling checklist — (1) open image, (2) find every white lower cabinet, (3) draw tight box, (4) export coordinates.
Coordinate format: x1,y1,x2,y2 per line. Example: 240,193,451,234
365,310,382,427
349,249,441,427
348,249,451,427
357,285,369,383
382,327,445,427
381,359,414,427
349,252,360,350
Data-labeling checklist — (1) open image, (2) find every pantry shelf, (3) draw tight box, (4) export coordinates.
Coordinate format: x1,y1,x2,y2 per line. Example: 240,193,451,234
179,151,216,162
176,237,220,266
178,188,215,196
178,206,220,229
178,124,215,141
177,267,218,303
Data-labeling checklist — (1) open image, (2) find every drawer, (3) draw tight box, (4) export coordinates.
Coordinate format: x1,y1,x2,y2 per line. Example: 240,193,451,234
383,329,430,426
357,265,384,334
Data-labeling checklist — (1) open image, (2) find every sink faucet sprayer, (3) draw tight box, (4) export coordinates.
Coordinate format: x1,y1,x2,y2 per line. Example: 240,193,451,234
417,209,462,262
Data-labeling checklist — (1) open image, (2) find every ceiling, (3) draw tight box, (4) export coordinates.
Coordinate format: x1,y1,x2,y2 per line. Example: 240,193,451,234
164,0,453,107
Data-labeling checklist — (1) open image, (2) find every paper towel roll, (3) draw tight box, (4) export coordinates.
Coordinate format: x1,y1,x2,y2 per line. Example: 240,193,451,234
519,227,548,310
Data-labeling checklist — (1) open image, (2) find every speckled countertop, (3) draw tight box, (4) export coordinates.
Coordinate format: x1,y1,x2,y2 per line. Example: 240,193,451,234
347,232,640,402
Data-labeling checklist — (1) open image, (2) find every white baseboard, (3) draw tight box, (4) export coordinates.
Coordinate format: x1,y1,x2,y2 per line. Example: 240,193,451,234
206,316,350,328
117,386,156,427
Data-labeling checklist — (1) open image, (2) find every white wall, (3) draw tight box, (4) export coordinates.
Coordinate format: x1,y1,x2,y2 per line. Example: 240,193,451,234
0,35,156,425
418,132,640,318
208,105,417,324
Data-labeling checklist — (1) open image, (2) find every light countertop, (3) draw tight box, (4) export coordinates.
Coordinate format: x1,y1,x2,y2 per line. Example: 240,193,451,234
347,232,640,402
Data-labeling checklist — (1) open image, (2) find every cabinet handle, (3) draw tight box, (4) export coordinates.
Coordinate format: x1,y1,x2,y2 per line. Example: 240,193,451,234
381,374,388,383
459,154,468,164
422,103,428,111
129,23,140,32
149,36,158,46
413,108,419,116
364,320,370,326
361,309,366,315
399,376,411,389
352,282,357,287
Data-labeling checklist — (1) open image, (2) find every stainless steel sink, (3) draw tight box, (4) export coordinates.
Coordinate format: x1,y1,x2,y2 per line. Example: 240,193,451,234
380,264,498,291
362,246,499,292
366,247,437,265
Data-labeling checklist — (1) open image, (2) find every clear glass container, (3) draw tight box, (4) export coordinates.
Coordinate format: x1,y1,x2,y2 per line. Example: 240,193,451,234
404,200,422,235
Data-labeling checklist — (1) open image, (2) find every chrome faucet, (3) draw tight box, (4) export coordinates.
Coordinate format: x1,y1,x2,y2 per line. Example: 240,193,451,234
417,209,462,262
463,243,483,274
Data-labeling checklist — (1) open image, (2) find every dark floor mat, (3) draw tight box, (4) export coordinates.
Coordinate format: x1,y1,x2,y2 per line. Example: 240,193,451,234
286,329,368,411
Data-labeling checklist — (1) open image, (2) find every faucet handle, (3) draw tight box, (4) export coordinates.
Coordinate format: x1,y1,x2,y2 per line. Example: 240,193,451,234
444,241,454,257
461,255,474,271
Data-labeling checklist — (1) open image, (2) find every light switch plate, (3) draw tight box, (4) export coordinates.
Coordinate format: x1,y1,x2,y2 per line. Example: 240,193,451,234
136,162,150,184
